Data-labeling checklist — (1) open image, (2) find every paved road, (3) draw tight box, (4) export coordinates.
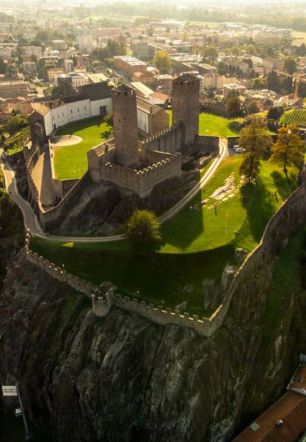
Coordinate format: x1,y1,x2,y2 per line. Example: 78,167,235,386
0,140,227,243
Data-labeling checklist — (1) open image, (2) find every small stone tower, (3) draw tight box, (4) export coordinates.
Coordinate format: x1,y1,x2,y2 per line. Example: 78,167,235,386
172,73,200,147
112,84,139,167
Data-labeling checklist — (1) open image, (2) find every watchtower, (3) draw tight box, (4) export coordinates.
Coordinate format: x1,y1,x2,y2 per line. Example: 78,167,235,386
172,73,200,147
112,84,139,167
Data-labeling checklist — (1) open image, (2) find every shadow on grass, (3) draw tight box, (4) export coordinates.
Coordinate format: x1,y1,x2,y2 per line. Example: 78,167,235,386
240,180,275,244
31,238,235,313
271,170,297,200
160,171,204,250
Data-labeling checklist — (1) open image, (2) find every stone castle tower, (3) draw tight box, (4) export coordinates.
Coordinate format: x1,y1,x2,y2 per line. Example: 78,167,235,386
112,84,139,167
172,73,200,147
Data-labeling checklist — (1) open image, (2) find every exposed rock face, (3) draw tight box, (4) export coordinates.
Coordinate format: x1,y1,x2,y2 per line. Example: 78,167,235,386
51,174,195,236
0,247,305,442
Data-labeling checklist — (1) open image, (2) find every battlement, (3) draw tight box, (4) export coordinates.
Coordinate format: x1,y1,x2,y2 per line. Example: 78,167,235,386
100,151,181,197
112,86,136,97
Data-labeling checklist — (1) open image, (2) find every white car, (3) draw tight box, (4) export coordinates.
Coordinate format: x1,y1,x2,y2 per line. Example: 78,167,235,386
233,145,245,153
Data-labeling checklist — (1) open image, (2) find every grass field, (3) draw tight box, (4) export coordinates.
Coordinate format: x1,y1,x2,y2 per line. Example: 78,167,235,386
199,113,242,137
53,116,112,180
168,111,242,137
30,155,299,312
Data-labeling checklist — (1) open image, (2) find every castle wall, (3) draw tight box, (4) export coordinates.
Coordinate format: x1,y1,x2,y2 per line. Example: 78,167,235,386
141,124,185,154
100,153,181,197
195,135,220,154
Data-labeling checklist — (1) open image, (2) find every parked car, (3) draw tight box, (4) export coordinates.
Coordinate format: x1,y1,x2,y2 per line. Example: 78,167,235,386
233,145,246,153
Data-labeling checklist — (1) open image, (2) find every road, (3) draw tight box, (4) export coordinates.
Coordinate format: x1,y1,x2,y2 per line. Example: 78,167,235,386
0,139,227,243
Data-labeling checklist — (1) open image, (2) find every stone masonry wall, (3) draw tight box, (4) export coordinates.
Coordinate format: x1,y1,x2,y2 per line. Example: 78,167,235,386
141,124,185,154
100,152,181,197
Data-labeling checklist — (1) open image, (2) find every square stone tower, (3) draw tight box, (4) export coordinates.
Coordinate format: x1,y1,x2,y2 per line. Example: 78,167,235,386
112,84,139,167
172,73,200,147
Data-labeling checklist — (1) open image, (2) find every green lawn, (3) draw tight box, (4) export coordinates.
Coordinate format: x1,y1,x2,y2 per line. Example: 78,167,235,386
199,113,242,137
30,155,299,312
161,156,297,253
53,116,112,180
167,111,242,137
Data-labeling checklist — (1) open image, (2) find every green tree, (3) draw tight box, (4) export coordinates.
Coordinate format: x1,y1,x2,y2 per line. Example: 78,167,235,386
226,96,242,117
201,46,218,63
239,116,272,183
0,57,7,75
240,153,261,184
247,100,260,115
6,115,28,135
126,209,161,252
153,50,172,74
267,106,284,121
271,125,305,177
283,57,297,75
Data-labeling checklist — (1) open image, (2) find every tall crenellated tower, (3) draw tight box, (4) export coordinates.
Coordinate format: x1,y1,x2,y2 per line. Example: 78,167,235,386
112,84,139,167
172,73,200,147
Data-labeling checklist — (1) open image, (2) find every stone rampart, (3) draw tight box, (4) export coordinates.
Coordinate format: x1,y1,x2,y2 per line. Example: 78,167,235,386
38,172,91,230
141,124,185,154
100,153,181,197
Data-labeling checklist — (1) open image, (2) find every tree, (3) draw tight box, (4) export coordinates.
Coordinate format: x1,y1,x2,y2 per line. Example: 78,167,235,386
126,210,161,252
6,115,28,135
153,50,171,74
240,153,261,184
252,76,266,90
201,46,218,63
0,57,6,75
283,57,297,75
226,96,242,117
239,116,272,183
271,125,304,177
267,106,284,121
247,100,260,115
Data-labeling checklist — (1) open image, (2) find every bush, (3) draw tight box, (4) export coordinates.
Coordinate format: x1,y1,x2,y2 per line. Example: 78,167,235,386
6,115,28,135
126,209,161,252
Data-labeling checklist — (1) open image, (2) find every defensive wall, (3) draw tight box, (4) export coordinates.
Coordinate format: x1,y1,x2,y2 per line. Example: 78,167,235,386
141,124,185,154
141,124,219,156
25,175,306,337
99,154,181,198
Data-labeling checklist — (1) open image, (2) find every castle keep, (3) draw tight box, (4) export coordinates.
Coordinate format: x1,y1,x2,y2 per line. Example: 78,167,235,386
112,85,139,167
172,73,200,147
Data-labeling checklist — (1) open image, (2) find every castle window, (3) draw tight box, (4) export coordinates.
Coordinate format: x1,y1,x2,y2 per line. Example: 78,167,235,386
71,110,73,113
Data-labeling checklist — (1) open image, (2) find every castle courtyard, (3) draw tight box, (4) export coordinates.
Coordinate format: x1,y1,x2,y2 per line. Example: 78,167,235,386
53,116,112,179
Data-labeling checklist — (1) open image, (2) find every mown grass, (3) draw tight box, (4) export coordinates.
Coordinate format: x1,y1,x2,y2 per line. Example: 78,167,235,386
30,155,299,311
167,110,242,137
54,116,112,180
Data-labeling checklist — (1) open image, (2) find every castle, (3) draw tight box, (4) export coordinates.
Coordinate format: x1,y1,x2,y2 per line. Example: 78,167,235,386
25,73,203,230
87,73,200,197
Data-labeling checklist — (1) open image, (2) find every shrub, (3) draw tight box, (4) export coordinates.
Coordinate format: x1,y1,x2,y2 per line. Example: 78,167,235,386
126,209,161,252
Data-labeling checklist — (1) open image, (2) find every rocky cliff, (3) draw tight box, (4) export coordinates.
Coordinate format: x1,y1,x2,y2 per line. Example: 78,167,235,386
0,232,305,441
